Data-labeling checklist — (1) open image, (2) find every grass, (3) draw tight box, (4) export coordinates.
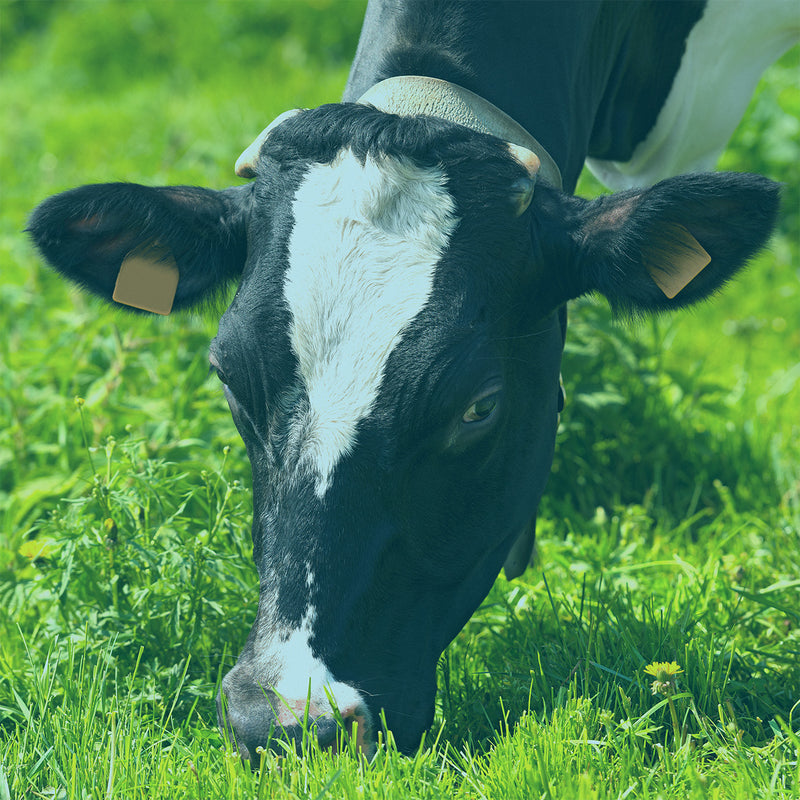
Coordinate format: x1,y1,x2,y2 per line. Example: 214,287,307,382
1,2,798,798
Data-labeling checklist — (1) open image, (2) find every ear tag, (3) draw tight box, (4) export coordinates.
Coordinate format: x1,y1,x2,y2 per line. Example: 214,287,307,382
112,245,179,315
647,224,711,299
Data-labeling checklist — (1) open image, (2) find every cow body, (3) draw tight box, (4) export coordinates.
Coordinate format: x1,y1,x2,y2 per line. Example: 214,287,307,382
347,0,798,191
346,0,702,192
28,0,796,761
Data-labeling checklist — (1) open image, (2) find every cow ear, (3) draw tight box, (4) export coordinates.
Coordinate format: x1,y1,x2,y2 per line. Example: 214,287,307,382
28,182,252,313
549,172,780,314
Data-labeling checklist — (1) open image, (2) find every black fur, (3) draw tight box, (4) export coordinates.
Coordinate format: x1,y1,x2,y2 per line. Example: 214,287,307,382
262,103,514,172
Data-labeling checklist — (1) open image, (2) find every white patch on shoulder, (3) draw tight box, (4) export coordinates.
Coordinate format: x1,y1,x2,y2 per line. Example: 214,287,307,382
284,148,459,495
586,0,799,189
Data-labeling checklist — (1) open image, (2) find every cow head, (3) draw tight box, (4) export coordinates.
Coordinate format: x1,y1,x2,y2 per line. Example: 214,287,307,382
29,102,779,760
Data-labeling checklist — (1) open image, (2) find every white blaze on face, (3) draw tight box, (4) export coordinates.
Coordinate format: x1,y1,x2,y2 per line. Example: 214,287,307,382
255,569,366,728
284,148,459,496
267,604,368,730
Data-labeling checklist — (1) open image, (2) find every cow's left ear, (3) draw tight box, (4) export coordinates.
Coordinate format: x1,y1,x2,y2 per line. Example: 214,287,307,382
28,183,252,313
542,172,780,313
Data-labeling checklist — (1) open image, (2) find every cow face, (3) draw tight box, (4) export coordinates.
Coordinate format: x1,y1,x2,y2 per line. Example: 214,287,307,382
211,106,563,756
28,103,778,760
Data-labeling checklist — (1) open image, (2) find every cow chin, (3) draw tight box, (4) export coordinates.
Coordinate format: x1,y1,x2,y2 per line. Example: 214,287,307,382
361,677,440,754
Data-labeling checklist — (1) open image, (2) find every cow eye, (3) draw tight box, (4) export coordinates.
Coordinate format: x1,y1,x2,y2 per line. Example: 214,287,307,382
462,391,500,424
210,367,232,393
209,351,227,384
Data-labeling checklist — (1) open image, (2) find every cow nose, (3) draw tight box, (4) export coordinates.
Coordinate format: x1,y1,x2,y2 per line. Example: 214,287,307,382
218,674,372,762
267,695,371,754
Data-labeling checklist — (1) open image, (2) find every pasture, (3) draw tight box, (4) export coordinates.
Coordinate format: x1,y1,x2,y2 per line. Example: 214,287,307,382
1,2,798,797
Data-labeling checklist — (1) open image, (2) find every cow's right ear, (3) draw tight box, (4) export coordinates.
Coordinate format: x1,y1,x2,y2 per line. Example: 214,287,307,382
28,182,253,313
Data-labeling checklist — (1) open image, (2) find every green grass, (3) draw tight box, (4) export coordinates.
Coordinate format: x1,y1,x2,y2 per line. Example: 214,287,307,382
1,2,798,798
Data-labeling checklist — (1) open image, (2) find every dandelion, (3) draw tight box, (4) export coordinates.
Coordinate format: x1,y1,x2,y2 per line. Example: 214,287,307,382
644,660,685,748
644,661,683,697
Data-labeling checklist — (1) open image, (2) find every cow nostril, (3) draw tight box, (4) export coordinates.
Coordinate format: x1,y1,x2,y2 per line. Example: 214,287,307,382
328,701,372,755
281,699,372,754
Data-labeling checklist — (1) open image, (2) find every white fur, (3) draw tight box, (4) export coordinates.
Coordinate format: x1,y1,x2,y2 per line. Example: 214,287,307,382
586,0,799,189
270,604,367,730
284,148,459,496
272,607,331,701
252,569,368,726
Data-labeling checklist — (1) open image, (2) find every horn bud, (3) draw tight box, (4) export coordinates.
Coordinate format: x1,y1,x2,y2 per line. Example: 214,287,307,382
507,143,541,178
235,108,303,178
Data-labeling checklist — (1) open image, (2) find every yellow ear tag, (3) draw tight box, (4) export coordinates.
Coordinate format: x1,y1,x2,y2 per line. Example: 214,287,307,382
112,245,179,315
647,224,711,299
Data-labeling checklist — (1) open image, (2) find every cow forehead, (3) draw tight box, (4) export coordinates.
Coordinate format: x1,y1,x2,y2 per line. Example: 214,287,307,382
283,148,459,496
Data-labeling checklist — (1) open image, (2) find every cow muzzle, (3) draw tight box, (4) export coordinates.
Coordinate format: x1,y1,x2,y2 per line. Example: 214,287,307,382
217,663,373,763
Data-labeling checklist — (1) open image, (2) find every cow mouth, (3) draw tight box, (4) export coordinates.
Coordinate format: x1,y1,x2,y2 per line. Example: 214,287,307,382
216,667,375,764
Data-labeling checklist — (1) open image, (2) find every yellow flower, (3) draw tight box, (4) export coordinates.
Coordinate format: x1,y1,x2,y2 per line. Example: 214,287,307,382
644,661,684,680
644,661,683,696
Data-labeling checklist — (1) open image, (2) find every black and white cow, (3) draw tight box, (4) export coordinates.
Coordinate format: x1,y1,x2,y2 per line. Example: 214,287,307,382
29,0,797,761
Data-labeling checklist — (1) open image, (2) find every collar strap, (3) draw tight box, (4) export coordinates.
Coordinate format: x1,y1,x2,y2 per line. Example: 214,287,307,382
358,76,562,190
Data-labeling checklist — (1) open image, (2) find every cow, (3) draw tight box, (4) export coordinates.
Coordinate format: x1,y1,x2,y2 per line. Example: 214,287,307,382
28,0,797,763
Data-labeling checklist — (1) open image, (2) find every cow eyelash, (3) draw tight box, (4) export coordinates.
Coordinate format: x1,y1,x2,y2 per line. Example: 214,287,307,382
461,388,502,425
209,364,233,390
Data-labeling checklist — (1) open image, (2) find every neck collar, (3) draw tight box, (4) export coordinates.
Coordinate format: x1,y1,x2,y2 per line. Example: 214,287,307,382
358,76,562,190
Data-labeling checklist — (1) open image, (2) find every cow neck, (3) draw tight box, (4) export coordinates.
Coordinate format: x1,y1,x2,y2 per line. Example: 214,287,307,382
357,76,562,190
